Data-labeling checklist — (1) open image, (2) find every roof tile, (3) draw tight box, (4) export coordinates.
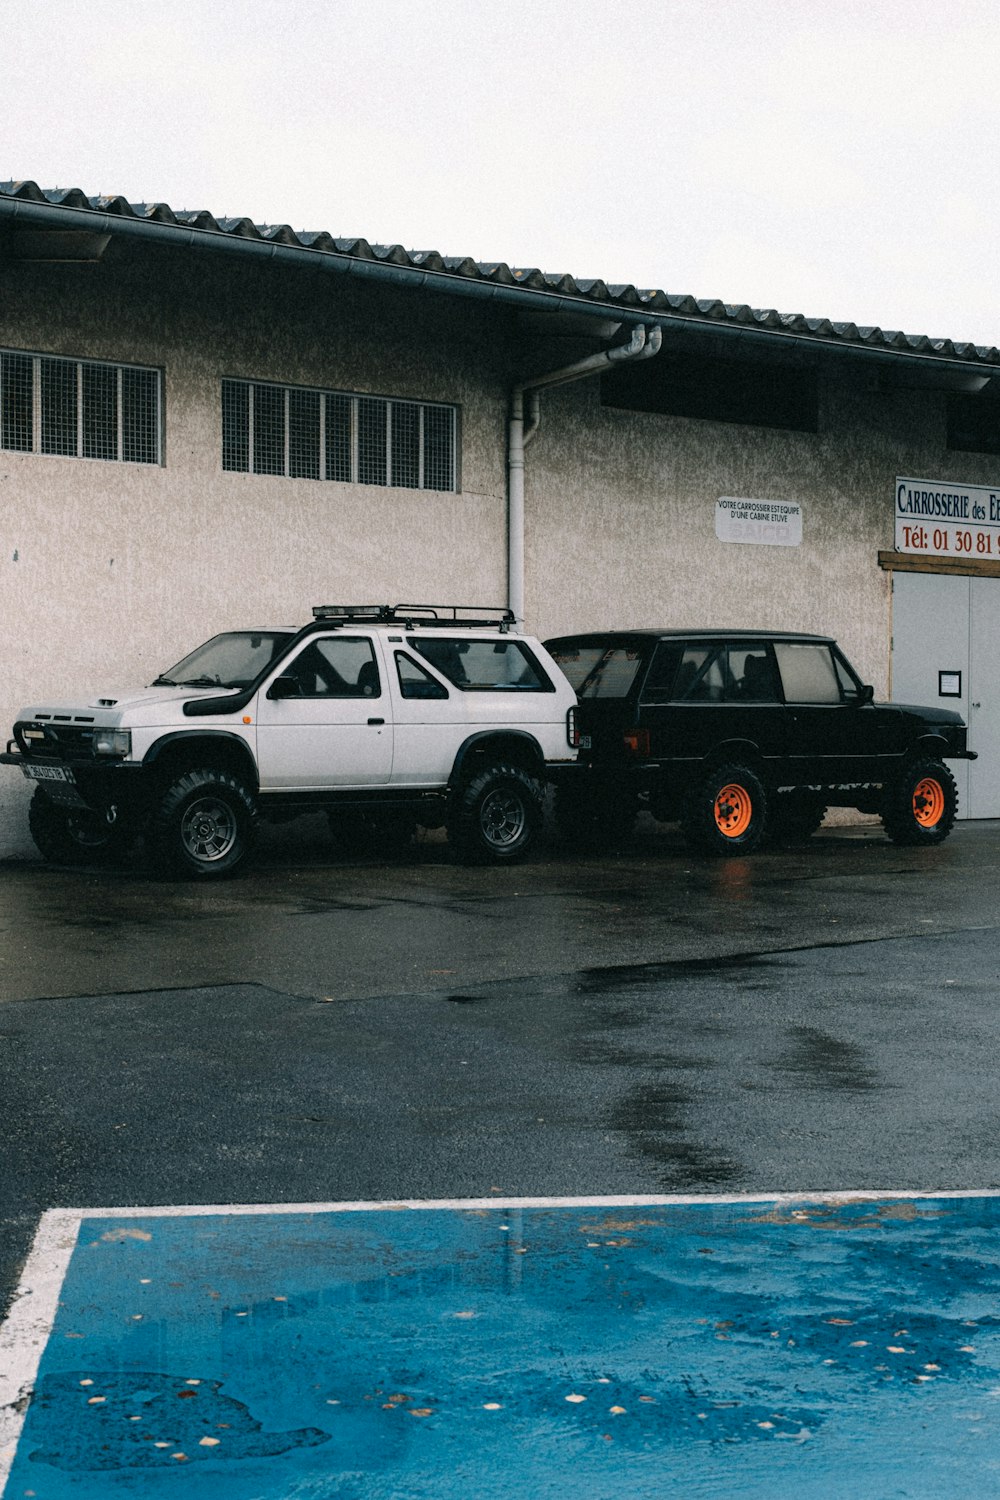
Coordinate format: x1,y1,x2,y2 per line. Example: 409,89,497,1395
1,179,997,366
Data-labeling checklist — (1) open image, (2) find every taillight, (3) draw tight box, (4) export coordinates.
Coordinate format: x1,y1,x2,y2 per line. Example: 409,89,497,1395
567,705,580,748
623,726,650,757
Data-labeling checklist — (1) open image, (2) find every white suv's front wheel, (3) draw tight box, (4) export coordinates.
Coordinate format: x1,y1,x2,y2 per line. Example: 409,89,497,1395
148,768,257,879
447,763,543,865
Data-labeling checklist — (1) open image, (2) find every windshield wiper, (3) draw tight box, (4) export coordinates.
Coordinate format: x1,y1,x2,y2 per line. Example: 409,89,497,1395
152,673,241,689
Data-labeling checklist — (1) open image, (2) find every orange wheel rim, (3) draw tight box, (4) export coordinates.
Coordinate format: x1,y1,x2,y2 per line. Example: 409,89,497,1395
714,783,753,838
913,777,945,827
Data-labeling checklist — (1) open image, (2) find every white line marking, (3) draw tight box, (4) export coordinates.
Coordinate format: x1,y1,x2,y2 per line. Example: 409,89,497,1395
0,1210,80,1491
3,1188,1000,1490
52,1188,1000,1217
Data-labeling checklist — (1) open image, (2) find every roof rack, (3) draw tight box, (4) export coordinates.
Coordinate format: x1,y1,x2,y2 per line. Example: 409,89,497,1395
311,603,516,631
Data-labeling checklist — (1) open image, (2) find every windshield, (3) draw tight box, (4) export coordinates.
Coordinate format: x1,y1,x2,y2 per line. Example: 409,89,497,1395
152,631,294,689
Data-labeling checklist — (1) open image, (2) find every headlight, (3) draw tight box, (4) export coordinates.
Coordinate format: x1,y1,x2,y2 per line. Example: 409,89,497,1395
93,729,132,757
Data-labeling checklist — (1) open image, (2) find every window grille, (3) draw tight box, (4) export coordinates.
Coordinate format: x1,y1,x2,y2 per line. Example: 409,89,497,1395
222,378,458,492
0,349,162,464
1,352,33,452
289,388,320,480
325,393,352,483
357,396,388,487
83,362,116,461
122,368,160,464
253,384,284,476
40,358,77,456
391,400,420,489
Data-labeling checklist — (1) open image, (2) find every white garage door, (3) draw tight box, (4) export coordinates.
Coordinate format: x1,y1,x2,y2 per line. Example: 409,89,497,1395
891,572,1000,819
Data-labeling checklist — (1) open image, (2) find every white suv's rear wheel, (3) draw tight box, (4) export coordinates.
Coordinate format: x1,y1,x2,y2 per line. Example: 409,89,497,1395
447,762,543,865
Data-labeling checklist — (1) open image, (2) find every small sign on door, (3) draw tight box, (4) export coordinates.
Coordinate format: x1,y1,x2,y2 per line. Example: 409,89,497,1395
939,671,962,697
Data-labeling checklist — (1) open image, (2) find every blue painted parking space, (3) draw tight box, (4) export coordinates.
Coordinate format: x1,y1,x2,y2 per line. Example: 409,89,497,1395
3,1193,1000,1498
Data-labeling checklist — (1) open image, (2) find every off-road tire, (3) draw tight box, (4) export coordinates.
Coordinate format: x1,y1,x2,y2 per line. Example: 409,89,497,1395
148,768,257,879
681,761,768,856
768,792,827,845
447,762,543,865
881,756,957,846
27,787,133,866
554,780,637,850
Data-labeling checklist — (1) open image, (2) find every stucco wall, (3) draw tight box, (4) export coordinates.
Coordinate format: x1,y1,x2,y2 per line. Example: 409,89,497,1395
0,247,509,853
2,242,998,857
525,374,999,691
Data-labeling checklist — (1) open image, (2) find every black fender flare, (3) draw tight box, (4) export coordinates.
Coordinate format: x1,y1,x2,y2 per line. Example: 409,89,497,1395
701,738,763,771
142,731,259,789
449,729,545,787
913,733,952,761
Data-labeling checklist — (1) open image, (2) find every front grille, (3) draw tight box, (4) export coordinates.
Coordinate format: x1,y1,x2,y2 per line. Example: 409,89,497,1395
17,720,98,757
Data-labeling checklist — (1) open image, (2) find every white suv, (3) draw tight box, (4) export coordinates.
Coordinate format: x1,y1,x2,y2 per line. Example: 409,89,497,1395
2,605,579,878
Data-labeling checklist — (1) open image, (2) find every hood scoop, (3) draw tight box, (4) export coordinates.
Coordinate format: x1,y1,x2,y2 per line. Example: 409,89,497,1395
96,697,118,707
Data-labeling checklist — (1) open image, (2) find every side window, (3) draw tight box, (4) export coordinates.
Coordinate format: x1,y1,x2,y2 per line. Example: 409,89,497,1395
674,645,726,702
833,651,863,702
410,637,552,691
640,643,682,704
395,651,449,700
727,645,780,702
773,643,842,704
286,636,381,698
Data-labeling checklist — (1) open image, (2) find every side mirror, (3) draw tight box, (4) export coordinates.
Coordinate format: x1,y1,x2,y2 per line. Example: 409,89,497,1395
266,673,300,700
856,683,875,706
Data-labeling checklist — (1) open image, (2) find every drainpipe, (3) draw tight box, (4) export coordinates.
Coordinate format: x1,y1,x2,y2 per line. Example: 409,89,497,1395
507,324,662,625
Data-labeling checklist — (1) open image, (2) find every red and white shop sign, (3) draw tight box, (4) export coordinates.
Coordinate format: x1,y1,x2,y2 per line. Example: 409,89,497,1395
896,476,1000,560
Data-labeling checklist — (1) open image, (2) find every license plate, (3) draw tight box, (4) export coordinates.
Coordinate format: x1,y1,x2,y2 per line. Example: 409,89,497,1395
22,763,75,785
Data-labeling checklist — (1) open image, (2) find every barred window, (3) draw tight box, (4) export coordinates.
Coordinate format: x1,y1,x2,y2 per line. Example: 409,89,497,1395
325,393,351,483
0,352,32,451
222,378,458,492
0,349,161,464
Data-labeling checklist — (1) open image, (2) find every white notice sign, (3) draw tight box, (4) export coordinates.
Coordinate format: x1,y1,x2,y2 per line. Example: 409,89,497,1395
715,497,802,547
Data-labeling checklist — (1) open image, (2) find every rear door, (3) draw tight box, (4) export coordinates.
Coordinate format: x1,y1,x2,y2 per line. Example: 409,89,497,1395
646,640,788,773
254,633,393,789
387,632,564,786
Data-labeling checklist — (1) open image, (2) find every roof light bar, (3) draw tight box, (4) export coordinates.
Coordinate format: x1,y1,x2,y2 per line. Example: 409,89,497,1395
312,603,516,629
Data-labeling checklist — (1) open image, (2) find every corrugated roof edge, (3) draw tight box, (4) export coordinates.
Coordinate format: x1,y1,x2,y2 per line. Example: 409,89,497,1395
1,179,997,369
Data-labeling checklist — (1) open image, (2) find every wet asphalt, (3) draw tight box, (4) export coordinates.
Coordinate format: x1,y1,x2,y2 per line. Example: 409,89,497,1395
2,814,1000,1320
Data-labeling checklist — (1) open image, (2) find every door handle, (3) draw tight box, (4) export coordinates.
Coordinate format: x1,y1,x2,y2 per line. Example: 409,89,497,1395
368,717,385,726
972,702,981,709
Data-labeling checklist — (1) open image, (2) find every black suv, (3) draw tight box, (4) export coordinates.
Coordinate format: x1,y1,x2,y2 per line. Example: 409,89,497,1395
545,629,976,855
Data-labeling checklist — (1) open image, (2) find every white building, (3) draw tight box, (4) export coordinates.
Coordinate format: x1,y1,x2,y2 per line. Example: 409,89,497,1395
2,178,999,853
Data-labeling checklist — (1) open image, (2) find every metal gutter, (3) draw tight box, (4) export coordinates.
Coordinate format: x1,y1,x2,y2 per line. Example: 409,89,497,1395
2,193,996,382
0,193,652,323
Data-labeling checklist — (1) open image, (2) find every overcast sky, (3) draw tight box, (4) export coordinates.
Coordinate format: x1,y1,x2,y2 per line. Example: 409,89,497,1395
6,0,1000,348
